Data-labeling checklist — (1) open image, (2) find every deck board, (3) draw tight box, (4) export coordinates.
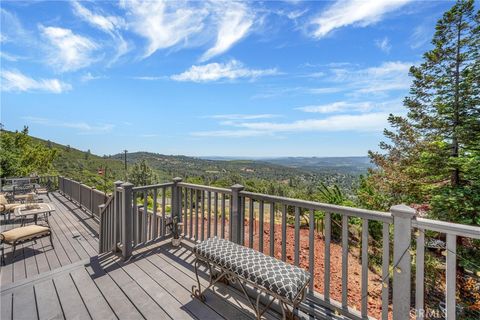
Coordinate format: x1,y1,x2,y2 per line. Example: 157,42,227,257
35,279,64,320
1,192,326,320
69,267,116,320
53,273,91,320
12,284,38,320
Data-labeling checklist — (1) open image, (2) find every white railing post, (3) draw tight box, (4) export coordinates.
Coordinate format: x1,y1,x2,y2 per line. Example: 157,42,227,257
391,204,416,320
230,184,244,244
121,182,133,260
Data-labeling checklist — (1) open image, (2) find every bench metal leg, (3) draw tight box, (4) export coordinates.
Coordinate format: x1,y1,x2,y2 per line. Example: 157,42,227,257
192,257,230,303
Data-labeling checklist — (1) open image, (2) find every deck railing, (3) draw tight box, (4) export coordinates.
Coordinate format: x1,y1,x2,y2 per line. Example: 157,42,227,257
99,178,479,320
58,176,109,218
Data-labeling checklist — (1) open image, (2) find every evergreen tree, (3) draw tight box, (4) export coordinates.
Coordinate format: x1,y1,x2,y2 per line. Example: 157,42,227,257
360,0,480,225
128,159,157,186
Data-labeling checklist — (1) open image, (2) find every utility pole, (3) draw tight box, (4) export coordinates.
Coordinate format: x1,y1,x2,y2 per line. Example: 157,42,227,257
123,150,128,181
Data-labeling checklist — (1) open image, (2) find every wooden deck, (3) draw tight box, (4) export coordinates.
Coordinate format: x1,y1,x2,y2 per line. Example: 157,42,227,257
0,192,300,320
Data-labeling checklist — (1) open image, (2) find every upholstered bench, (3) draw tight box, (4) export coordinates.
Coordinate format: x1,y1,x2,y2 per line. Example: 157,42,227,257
0,225,53,264
192,237,310,319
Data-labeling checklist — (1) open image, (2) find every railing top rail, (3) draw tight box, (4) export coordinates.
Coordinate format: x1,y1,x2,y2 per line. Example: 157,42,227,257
413,217,480,239
240,190,393,223
177,182,232,195
132,182,174,192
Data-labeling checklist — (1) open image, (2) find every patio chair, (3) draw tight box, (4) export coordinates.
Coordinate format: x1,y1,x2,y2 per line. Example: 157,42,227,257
0,224,53,265
0,194,23,222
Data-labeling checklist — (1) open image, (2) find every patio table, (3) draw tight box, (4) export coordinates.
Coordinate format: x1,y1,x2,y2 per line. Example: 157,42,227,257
14,203,55,226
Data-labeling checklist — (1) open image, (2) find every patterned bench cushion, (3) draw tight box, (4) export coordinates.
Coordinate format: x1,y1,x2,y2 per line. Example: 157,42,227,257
194,237,310,302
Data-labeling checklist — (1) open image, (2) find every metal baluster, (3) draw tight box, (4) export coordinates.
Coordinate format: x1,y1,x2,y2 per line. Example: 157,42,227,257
189,189,194,239
143,191,148,242
282,204,287,262
195,190,199,241
214,192,218,237
184,188,188,237
201,190,205,241
207,191,211,238
153,188,158,240
221,194,226,239
132,191,138,246
161,188,166,237
324,212,331,301
270,202,275,256
249,198,254,248
294,207,300,266
342,215,349,309
259,200,264,253
309,208,315,292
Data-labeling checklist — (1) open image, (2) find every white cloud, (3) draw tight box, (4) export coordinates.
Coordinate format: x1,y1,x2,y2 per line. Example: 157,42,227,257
71,1,128,63
410,24,431,49
40,25,98,72
375,37,391,53
192,112,389,137
191,130,267,138
208,114,279,120
330,61,412,95
72,1,123,33
200,2,253,62
237,112,389,132
132,76,166,81
0,52,23,62
297,101,373,114
120,0,207,58
311,0,413,38
80,72,107,82
22,116,114,134
1,70,71,93
72,1,124,32
171,60,278,82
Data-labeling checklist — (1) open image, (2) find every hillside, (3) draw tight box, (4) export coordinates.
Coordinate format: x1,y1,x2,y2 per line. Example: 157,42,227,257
108,151,363,195
26,134,125,191
3,130,365,196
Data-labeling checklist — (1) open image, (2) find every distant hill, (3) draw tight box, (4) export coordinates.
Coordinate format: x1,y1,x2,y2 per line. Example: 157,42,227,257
108,151,316,182
11,131,368,195
108,151,367,195
262,157,373,175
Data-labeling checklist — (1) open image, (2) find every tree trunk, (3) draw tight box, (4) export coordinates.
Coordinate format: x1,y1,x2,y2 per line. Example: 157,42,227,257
451,17,462,187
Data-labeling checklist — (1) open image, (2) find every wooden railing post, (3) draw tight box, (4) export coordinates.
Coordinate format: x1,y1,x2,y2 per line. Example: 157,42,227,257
121,182,133,260
90,187,95,217
391,204,416,319
98,203,106,253
113,181,123,253
172,177,183,220
79,183,84,209
230,184,244,244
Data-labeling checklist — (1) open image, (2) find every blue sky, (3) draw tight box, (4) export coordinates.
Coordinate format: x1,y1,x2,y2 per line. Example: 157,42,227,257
1,0,454,157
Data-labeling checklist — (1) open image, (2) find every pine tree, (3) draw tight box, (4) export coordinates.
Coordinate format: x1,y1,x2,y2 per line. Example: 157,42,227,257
361,0,480,224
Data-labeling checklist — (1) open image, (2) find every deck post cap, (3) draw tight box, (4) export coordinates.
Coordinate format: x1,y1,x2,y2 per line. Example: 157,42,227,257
121,182,134,189
172,177,183,183
114,180,124,186
231,184,244,191
390,204,416,218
